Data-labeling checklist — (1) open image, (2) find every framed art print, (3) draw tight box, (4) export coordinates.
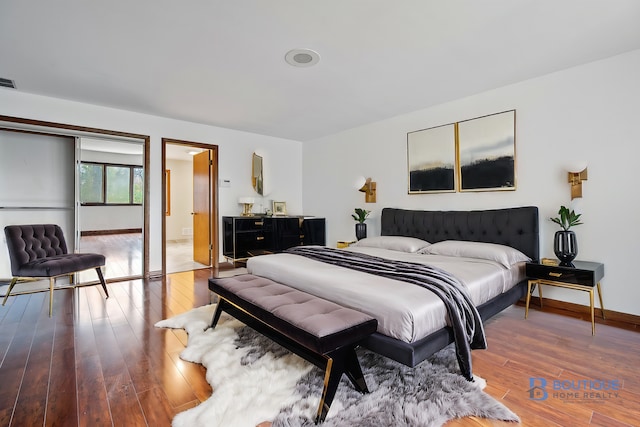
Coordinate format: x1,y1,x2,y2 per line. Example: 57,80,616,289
272,201,287,216
407,123,456,193
457,110,516,192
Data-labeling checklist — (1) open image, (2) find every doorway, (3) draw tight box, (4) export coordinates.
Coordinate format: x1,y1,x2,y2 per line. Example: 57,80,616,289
162,139,218,274
0,121,149,283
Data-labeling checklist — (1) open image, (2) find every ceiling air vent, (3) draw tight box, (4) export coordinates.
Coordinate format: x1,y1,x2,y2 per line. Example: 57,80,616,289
0,78,16,89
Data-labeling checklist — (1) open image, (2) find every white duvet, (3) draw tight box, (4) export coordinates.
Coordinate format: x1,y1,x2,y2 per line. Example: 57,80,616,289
247,246,525,343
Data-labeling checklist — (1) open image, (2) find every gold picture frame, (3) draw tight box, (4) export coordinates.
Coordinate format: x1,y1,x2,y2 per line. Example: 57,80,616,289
272,201,287,216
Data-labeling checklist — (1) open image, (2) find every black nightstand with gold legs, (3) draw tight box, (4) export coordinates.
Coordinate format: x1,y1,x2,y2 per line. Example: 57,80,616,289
525,261,605,335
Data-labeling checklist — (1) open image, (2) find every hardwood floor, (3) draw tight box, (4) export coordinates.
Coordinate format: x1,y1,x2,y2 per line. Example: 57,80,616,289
0,269,638,426
79,233,143,280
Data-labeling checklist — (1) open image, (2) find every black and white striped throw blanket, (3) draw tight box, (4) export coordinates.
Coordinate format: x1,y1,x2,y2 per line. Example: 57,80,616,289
285,246,486,381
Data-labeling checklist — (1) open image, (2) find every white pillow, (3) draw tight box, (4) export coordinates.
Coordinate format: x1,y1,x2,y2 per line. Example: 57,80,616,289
352,236,431,253
422,240,530,268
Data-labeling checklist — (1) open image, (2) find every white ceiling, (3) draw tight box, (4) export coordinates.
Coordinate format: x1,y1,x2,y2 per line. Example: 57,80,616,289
2,1,640,142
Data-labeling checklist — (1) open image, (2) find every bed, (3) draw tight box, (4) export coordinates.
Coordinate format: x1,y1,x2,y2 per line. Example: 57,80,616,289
246,206,539,372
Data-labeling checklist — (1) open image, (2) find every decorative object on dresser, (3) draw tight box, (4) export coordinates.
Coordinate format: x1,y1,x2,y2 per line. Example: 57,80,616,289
550,205,583,266
222,215,325,264
272,201,287,215
351,207,370,240
525,260,605,335
238,197,255,216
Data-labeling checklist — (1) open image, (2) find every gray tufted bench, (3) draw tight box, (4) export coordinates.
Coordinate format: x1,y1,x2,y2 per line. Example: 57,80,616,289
208,274,377,424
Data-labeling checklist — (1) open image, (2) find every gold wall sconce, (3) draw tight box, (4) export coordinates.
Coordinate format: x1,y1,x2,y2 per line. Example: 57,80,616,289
238,197,255,216
356,177,377,203
567,162,588,200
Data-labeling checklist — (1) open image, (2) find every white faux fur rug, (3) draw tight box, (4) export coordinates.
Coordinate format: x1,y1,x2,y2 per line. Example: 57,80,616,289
156,305,312,427
156,305,519,427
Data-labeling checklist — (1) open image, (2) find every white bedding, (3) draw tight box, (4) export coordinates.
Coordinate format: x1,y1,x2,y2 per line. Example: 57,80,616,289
247,246,526,343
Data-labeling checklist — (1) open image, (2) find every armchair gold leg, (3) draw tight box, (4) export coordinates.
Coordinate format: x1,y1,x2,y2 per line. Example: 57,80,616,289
2,278,19,306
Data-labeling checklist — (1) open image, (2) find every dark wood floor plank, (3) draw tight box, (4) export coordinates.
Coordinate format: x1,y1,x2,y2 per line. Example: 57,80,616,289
76,354,111,427
111,317,163,392
104,372,147,426
137,386,174,426
10,317,56,426
0,296,40,425
74,288,111,427
46,346,78,427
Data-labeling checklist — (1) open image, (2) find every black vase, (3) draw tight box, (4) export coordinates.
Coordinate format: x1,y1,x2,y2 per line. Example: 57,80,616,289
355,223,367,240
554,230,577,266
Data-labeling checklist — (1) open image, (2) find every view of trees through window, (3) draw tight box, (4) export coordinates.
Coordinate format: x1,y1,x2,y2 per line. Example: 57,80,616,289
80,162,143,205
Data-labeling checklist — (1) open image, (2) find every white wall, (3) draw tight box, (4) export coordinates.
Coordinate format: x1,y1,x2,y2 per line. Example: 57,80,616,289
303,49,640,316
0,90,304,274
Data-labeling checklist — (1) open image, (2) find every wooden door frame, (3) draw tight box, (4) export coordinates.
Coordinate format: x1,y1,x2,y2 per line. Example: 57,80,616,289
161,138,219,275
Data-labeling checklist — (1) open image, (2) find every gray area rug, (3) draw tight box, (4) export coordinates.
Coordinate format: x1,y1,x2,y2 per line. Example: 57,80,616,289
156,304,519,427
237,328,519,426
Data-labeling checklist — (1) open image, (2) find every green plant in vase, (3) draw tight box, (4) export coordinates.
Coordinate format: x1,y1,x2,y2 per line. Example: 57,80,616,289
550,206,583,231
352,208,370,240
550,206,583,265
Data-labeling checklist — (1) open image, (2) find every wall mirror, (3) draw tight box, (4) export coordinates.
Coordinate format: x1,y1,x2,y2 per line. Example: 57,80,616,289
252,152,263,195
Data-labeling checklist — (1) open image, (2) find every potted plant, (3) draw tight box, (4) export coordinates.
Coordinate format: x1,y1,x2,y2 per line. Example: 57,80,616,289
351,208,370,240
550,206,583,266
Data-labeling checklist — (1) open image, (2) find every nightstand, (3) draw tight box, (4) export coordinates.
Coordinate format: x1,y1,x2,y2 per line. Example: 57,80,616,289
525,261,605,335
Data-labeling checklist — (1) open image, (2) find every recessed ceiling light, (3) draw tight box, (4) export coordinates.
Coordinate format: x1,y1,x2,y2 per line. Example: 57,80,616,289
285,49,320,67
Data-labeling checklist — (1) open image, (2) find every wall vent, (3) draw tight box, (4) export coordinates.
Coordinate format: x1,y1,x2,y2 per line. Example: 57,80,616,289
0,78,16,89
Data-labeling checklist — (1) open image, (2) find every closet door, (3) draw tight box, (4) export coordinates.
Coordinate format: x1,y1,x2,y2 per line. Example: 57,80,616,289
0,130,75,278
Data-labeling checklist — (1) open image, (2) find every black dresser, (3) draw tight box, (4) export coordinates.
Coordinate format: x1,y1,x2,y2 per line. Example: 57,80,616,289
223,216,326,263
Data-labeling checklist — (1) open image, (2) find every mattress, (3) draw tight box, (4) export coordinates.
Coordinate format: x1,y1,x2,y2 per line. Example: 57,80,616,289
247,246,526,343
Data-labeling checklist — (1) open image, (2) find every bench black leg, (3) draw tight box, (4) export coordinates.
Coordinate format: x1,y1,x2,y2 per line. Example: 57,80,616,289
343,346,369,393
315,346,369,424
210,298,227,328
96,267,109,298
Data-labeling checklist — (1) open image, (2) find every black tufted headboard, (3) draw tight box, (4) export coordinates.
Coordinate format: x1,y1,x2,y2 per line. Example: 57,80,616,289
380,206,539,261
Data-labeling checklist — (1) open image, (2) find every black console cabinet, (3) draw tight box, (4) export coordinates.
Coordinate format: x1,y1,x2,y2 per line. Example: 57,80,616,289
223,216,326,262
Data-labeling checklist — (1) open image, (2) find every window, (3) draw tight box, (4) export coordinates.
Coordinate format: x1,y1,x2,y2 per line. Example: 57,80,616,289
80,162,143,205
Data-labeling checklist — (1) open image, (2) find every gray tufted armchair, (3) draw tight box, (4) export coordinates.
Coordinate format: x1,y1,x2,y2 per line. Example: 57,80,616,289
3,224,109,316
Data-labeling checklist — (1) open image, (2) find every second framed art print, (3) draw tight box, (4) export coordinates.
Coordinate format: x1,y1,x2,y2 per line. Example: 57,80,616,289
457,110,516,192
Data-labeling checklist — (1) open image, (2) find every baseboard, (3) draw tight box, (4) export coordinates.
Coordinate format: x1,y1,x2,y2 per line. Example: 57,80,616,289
81,228,142,236
518,296,640,329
